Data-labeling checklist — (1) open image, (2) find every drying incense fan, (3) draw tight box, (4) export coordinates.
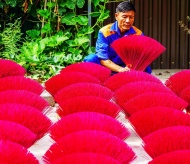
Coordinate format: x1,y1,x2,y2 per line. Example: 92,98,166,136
111,35,166,71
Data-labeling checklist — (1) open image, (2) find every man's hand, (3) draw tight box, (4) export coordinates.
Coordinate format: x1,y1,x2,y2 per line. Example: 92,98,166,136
100,59,130,72
118,66,130,72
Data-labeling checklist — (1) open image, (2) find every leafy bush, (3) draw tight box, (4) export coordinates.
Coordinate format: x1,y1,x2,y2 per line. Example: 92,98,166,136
0,0,123,82
0,19,23,59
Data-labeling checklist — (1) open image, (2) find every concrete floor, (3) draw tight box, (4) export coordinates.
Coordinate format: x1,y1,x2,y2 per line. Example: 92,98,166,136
29,69,184,164
152,69,184,83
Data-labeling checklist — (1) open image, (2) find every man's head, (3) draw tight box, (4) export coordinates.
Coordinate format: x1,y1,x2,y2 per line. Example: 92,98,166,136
115,1,136,33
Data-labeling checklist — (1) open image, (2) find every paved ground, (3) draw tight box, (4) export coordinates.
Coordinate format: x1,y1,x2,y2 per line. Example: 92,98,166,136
152,69,183,83
29,69,184,164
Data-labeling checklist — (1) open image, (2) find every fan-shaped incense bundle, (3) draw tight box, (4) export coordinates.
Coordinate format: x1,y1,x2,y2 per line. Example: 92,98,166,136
143,126,190,158
0,103,52,139
43,130,136,164
60,62,111,82
0,76,44,95
0,59,26,78
179,85,190,111
104,70,162,91
148,150,190,164
57,96,120,118
54,82,114,103
123,92,188,115
0,90,49,111
0,120,36,148
129,106,190,138
45,71,101,96
51,152,120,164
0,140,39,164
111,35,166,71
165,70,190,95
114,81,174,108
50,111,129,141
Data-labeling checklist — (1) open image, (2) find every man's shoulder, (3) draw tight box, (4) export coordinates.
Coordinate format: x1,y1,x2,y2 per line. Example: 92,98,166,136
132,26,143,35
100,23,116,37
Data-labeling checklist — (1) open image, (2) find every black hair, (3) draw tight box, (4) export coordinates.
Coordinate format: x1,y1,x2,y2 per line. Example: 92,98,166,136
116,1,136,13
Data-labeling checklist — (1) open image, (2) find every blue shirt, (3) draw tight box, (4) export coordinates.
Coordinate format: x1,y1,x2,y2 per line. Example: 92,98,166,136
95,21,143,67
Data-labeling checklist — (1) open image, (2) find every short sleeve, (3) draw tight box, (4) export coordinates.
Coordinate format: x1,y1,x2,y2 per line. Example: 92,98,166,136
95,31,110,60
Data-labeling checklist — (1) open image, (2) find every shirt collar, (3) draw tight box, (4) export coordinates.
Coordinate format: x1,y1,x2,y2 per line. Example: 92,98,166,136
110,21,136,36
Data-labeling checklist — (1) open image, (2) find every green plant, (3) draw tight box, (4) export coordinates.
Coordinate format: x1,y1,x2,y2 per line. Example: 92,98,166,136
0,0,124,82
17,30,71,81
0,18,23,59
179,16,190,34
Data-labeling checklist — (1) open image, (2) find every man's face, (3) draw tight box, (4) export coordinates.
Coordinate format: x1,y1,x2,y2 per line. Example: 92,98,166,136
115,10,135,33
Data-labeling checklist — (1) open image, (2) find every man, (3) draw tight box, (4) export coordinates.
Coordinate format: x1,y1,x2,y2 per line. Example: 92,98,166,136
84,1,152,74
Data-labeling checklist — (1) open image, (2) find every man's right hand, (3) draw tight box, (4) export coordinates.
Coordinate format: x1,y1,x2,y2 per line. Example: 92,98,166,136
118,66,130,72
100,59,130,72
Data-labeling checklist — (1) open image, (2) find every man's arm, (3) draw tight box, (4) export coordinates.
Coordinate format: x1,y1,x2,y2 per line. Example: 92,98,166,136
100,59,130,72
96,31,130,72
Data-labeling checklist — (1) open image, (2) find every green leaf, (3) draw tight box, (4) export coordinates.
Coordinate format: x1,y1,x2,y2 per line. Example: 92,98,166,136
62,30,72,38
68,47,82,55
81,42,89,50
46,36,69,47
37,42,46,53
41,23,51,33
73,15,88,25
53,52,65,63
42,38,55,47
26,29,41,39
61,13,76,25
6,0,17,7
77,0,85,8
47,2,56,8
63,52,83,63
74,36,89,45
92,0,101,7
56,36,69,45
58,8,67,15
0,2,5,8
59,2,67,7
90,12,101,17
66,40,78,47
66,0,76,9
37,10,50,19
26,41,45,57
99,9,110,21
40,32,69,47
77,26,94,36
88,46,96,54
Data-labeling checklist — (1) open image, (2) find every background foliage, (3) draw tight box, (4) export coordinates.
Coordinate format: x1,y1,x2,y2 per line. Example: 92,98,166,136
0,0,123,82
